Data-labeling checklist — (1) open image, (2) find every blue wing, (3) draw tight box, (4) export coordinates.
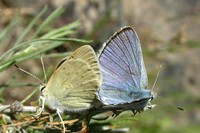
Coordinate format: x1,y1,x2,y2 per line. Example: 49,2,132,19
98,26,149,105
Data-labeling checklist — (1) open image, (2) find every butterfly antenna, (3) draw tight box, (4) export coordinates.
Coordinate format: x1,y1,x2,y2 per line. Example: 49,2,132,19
157,95,184,111
40,53,47,84
14,64,44,86
151,63,163,91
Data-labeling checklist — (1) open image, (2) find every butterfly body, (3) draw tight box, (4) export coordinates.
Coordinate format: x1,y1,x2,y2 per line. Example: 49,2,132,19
97,27,155,113
98,86,152,106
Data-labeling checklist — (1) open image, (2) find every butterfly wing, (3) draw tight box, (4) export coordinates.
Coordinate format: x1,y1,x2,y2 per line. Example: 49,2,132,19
44,45,101,113
68,45,101,81
98,27,149,105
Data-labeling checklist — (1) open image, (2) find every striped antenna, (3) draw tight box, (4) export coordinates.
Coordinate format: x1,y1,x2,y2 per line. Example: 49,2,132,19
40,53,47,83
157,95,184,111
14,64,44,86
151,63,184,111
152,63,163,91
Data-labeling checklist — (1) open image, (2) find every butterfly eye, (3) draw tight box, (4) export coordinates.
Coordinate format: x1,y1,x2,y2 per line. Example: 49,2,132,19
150,96,154,101
40,85,45,93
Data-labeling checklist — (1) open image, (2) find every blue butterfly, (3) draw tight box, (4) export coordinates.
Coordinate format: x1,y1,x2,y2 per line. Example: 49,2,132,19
97,26,156,115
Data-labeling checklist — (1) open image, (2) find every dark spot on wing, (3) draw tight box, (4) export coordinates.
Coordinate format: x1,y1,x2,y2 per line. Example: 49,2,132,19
130,72,135,75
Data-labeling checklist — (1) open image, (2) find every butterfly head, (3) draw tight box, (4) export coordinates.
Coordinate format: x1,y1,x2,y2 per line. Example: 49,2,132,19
40,84,46,96
149,90,157,102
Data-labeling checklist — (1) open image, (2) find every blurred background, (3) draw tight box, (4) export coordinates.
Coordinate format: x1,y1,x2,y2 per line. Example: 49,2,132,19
0,0,199,132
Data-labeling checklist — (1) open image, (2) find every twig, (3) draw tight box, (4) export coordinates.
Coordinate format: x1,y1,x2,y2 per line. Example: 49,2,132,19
0,105,37,113
6,119,36,127
47,119,79,126
0,102,156,132
0,104,156,114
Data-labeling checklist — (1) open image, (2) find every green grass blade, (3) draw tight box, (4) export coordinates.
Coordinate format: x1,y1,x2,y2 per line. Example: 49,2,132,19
20,86,39,104
0,9,20,47
0,73,17,103
0,83,38,88
14,6,48,46
48,30,76,38
33,52,73,59
31,7,66,39
15,38,92,63
41,20,80,38
20,71,51,104
0,38,91,62
0,61,16,72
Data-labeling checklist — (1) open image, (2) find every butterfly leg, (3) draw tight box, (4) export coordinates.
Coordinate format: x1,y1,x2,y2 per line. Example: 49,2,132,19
144,104,156,111
112,110,122,118
57,109,65,133
131,110,137,116
36,96,45,116
148,101,152,106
